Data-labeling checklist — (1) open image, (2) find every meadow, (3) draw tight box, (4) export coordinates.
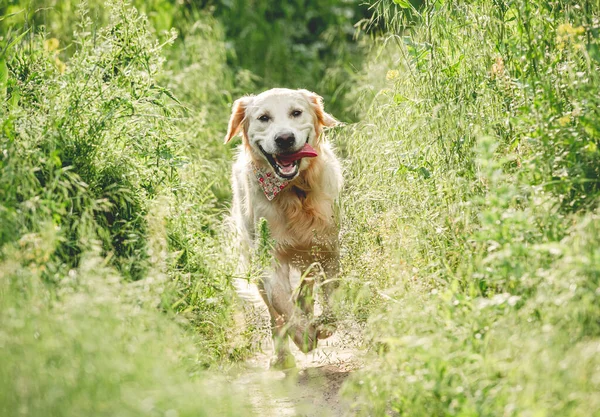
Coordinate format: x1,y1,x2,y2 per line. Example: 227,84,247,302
0,0,599,416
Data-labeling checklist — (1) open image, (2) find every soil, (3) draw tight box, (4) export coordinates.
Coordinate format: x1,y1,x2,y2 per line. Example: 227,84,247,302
231,279,364,417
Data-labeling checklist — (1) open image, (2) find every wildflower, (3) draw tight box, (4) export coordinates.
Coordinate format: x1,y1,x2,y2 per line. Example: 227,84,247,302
386,70,400,81
43,38,66,73
558,115,571,126
44,38,60,51
55,56,66,74
556,23,585,50
557,23,585,36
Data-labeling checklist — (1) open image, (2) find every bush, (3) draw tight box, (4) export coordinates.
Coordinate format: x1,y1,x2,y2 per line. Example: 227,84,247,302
205,0,370,118
0,2,252,415
0,247,248,417
1,2,182,278
337,1,600,415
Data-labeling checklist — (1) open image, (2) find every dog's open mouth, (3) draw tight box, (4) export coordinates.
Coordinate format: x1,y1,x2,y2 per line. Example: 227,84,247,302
258,143,318,179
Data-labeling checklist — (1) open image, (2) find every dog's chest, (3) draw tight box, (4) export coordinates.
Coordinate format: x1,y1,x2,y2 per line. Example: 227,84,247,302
254,186,336,249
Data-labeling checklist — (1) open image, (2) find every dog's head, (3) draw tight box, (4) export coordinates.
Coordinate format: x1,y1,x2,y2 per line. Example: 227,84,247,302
224,88,338,180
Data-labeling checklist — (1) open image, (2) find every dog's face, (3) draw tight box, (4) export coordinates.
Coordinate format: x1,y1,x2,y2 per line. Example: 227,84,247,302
225,88,337,180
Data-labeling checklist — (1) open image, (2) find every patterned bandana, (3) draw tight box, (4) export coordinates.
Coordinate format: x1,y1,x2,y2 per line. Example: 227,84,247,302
252,163,290,201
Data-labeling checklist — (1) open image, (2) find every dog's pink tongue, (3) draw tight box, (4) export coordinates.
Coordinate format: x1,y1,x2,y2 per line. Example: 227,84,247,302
278,143,318,164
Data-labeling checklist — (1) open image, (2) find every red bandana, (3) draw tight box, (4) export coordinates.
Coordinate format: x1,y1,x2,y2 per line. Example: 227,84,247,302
252,163,290,201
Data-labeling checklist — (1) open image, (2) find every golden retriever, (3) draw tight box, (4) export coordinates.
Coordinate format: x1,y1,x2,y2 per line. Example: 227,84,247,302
224,88,343,369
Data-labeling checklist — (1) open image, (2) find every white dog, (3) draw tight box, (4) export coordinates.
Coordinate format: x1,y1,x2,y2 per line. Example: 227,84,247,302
225,88,343,369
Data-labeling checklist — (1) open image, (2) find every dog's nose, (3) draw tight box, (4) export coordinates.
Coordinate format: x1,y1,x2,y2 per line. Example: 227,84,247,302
275,132,295,150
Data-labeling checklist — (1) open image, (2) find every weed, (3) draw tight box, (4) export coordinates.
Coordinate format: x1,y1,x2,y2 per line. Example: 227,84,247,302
338,1,600,415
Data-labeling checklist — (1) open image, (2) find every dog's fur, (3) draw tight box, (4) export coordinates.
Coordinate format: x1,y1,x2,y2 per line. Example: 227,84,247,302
225,88,343,368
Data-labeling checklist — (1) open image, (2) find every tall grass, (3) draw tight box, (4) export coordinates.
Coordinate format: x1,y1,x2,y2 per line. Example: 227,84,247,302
338,1,600,415
2,0,599,415
1,2,250,415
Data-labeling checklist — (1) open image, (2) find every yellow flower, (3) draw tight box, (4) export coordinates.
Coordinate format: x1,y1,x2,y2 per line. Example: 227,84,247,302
42,38,66,73
557,23,572,36
556,23,585,49
557,23,583,36
386,70,400,81
558,115,571,126
44,38,59,52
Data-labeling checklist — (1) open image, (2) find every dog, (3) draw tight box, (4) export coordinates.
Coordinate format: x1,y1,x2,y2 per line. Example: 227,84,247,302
224,88,343,369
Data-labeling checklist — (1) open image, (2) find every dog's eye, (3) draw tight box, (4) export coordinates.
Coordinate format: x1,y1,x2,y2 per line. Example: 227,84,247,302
258,114,271,122
291,110,302,118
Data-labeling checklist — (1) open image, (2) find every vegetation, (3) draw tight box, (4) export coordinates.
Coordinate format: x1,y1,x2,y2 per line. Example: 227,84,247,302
340,1,600,415
1,1,244,415
1,0,599,416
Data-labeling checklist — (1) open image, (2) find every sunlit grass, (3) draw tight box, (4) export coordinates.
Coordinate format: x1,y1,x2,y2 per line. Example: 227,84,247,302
337,1,600,415
1,0,599,416
0,2,249,415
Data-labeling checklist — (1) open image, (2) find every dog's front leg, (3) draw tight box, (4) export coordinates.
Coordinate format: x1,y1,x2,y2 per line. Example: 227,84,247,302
261,262,318,356
316,251,340,340
257,295,296,369
257,263,297,369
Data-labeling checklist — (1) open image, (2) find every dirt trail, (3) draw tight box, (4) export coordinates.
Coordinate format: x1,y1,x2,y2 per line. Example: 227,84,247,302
235,326,362,417
232,280,363,416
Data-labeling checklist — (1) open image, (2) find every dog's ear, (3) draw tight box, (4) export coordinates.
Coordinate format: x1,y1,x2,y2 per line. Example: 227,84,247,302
224,96,253,144
299,89,339,128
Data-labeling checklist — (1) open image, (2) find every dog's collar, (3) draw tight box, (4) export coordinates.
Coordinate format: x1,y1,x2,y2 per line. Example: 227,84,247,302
252,163,290,201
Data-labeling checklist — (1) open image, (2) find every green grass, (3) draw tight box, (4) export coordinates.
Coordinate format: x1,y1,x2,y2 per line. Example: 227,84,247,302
0,247,247,417
1,0,599,416
337,1,600,415
1,2,248,415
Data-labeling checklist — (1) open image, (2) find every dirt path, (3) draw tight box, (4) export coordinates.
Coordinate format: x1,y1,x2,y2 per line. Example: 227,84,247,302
235,326,362,417
232,280,363,416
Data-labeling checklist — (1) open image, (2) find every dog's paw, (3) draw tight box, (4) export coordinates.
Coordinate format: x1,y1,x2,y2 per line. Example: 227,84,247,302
314,313,337,339
270,352,296,370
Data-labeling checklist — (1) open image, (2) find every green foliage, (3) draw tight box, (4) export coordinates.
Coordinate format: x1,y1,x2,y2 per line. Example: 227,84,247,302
207,0,369,118
2,0,369,118
0,245,248,417
156,12,241,361
2,0,600,415
0,1,249,415
1,2,182,279
0,0,189,43
337,1,600,415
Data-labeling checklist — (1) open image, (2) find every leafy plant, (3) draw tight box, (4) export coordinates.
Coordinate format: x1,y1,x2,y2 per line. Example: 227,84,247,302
337,1,600,415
